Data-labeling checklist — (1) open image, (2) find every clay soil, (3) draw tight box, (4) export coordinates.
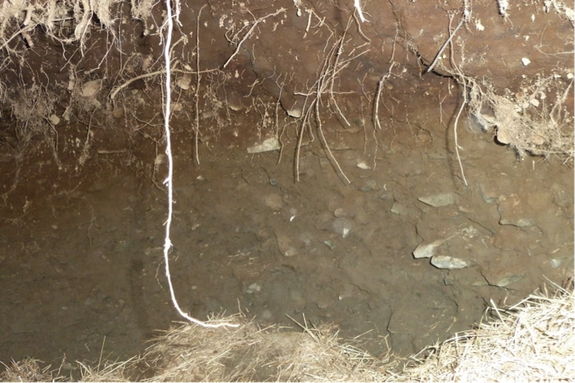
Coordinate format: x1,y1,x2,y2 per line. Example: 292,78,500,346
1,84,573,374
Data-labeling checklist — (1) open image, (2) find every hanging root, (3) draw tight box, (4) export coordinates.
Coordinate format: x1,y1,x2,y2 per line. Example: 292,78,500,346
294,16,370,183
160,0,238,329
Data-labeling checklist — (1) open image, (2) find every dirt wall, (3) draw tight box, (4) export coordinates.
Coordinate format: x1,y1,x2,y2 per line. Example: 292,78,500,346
0,0,573,372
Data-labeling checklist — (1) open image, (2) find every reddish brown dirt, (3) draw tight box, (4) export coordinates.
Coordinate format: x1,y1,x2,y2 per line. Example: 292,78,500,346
0,0,573,376
0,92,572,372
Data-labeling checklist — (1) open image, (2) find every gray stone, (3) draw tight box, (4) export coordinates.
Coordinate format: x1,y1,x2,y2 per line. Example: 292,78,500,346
244,283,261,294
413,239,445,259
49,114,61,125
263,193,283,211
333,217,353,238
290,290,307,313
176,74,191,90
418,193,455,207
80,79,102,98
247,137,280,153
499,217,535,227
480,253,529,288
478,184,499,203
549,257,567,268
380,192,394,201
497,194,535,227
430,255,472,269
494,274,524,287
391,202,406,215
287,107,302,118
356,161,370,169
323,240,336,250
260,309,273,320
360,180,377,192
333,207,347,217
274,228,298,257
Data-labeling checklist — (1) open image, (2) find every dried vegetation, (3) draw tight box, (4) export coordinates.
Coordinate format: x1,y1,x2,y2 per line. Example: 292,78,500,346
1,286,573,382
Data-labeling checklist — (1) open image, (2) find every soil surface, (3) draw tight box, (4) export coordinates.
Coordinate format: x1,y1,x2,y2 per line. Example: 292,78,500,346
1,102,573,372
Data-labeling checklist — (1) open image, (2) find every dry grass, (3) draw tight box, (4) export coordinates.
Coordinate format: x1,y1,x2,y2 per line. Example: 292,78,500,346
0,0,117,52
2,286,573,382
135,313,396,382
468,76,575,163
7,85,59,154
0,314,396,382
424,20,575,165
75,357,136,382
398,285,575,381
0,358,54,382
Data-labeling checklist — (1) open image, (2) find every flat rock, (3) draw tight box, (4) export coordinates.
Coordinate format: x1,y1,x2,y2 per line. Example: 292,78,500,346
274,228,298,257
479,252,529,288
430,255,472,269
244,283,261,294
497,194,535,227
333,217,353,238
391,202,406,215
494,274,525,287
247,137,280,153
412,239,445,259
478,183,499,203
263,193,283,211
80,79,102,98
413,223,492,270
418,193,455,207
360,179,378,192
